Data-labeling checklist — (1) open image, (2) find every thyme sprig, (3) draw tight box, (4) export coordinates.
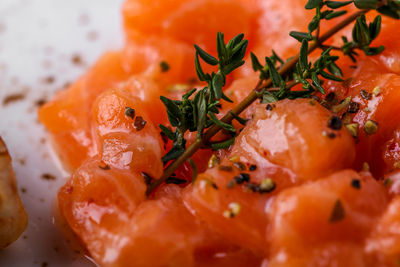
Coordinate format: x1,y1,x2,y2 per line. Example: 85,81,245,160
159,33,248,163
147,0,400,195
251,0,389,103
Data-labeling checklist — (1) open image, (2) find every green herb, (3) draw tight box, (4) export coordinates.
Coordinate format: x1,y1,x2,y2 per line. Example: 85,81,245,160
159,33,247,163
146,0,400,196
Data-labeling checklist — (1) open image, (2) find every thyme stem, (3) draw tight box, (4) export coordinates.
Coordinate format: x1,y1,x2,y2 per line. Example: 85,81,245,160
146,9,367,196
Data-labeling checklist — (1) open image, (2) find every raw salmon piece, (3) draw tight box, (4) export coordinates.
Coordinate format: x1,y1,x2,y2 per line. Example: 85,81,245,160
38,52,136,171
114,75,167,126
267,170,388,266
123,0,258,55
184,99,356,252
184,163,292,253
92,86,164,178
58,157,147,265
60,163,262,267
323,57,400,176
365,196,400,266
241,99,355,181
122,35,202,88
374,18,400,75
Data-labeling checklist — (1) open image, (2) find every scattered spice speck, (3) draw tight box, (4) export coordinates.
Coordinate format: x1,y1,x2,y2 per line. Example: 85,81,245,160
372,86,381,96
363,162,370,172
360,89,372,100
249,164,257,171
229,156,239,163
35,98,47,107
71,54,84,66
347,102,359,113
134,116,147,131
124,107,136,119
266,104,275,111
393,161,400,169
351,179,361,189
223,202,241,218
87,30,99,41
329,199,345,223
2,93,26,106
233,173,250,184
208,155,220,168
345,123,359,138
42,75,55,84
384,178,393,187
41,173,56,181
160,61,170,72
364,120,378,135
233,162,246,171
219,165,233,172
328,116,342,130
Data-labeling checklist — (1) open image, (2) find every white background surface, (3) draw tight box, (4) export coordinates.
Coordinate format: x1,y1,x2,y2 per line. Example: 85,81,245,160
0,0,124,265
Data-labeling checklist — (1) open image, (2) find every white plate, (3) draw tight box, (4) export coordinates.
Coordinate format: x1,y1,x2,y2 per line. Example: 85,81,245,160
0,0,124,265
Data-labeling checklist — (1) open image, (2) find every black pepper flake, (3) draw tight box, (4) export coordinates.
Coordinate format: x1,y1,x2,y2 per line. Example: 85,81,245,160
124,107,135,119
325,92,336,102
360,89,372,100
245,179,276,194
266,104,275,111
329,199,346,223
347,102,360,113
249,164,257,171
234,173,250,184
233,162,246,171
351,178,361,189
160,61,170,72
328,116,342,130
327,132,336,139
219,165,233,172
211,183,219,190
244,182,259,192
259,178,276,193
142,172,153,185
134,116,147,131
323,131,336,139
166,177,187,185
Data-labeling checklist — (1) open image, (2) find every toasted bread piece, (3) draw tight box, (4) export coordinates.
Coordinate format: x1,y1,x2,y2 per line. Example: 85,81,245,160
0,137,28,248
